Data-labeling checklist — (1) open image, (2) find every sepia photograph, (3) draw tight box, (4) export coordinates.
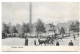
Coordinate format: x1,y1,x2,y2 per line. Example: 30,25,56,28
2,2,80,51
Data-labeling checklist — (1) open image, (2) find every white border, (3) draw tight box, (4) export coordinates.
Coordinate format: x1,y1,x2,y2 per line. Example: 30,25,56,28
0,0,80,54
1,0,80,2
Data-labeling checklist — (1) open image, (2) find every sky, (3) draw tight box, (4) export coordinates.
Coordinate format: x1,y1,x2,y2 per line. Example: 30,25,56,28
2,2,79,25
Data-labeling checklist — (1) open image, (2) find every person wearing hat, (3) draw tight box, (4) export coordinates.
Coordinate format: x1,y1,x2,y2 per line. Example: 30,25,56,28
56,41,59,46
68,40,74,46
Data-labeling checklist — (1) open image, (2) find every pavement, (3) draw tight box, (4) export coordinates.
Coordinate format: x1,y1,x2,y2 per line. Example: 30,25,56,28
2,36,79,46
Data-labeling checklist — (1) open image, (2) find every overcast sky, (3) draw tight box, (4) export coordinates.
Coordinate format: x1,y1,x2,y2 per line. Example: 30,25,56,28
2,2,79,25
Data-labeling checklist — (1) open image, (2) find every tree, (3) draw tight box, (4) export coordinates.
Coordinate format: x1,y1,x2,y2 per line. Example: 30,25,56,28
15,24,23,34
9,26,14,34
22,23,30,35
69,21,79,36
60,27,65,35
75,21,79,32
13,27,18,33
2,23,9,38
69,21,79,32
2,23,9,34
35,19,46,37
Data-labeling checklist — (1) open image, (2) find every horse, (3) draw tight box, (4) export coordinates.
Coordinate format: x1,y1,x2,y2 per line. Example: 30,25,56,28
38,39,46,46
38,37,51,46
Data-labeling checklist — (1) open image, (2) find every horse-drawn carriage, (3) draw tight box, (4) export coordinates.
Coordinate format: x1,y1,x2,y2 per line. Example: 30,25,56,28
38,36,51,45
38,33,65,46
38,34,57,46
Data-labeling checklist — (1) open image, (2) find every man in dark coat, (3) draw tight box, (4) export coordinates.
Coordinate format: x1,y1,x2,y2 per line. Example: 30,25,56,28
73,34,76,40
34,40,36,46
25,37,28,46
68,40,74,46
56,41,59,46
